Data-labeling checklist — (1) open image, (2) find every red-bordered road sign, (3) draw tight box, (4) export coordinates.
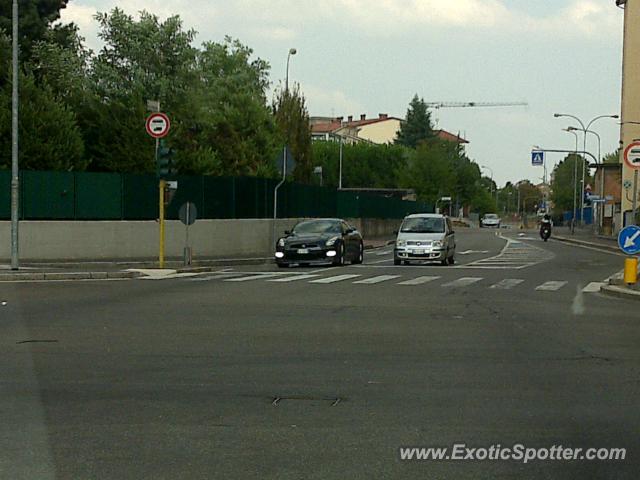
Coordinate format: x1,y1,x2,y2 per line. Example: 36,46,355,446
146,112,171,138
623,141,640,170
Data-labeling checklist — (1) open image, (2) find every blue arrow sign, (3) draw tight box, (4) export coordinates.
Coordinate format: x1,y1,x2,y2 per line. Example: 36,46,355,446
618,225,640,255
532,151,544,166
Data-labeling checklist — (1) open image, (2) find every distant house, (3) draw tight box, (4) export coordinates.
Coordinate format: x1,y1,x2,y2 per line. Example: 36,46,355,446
311,113,469,146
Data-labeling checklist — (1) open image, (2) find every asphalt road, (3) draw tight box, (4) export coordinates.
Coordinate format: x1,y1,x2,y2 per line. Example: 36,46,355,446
1,228,639,479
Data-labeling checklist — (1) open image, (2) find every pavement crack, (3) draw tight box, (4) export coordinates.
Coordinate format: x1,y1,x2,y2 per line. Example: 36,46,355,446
16,339,59,344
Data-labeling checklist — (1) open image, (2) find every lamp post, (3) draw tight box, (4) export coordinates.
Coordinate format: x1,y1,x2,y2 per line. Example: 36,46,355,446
562,128,579,234
285,47,297,93
554,113,618,225
481,165,496,206
569,126,603,232
11,0,19,270
273,48,297,247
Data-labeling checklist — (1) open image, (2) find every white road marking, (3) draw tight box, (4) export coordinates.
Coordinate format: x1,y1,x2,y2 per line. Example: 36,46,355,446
442,277,483,288
309,274,361,284
353,275,401,284
582,282,605,293
375,250,393,256
458,250,490,255
224,273,280,282
535,281,568,291
397,276,441,285
490,278,525,289
267,274,320,282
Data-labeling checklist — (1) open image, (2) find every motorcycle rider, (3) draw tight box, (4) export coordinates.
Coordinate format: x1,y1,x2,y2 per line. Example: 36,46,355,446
540,214,552,240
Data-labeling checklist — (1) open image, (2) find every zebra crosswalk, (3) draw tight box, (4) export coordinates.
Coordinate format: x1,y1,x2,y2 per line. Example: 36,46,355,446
177,270,601,293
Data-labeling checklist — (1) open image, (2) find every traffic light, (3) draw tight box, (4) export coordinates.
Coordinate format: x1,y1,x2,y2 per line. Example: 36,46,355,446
157,140,177,179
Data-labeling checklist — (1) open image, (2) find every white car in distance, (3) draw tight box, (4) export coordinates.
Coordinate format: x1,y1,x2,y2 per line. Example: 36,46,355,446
480,213,501,228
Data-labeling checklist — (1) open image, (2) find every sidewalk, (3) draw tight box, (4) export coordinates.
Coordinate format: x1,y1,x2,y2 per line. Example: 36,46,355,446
0,237,395,282
549,226,640,301
551,226,620,253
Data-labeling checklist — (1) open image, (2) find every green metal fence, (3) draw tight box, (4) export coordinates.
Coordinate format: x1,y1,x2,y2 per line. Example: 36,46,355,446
0,170,433,220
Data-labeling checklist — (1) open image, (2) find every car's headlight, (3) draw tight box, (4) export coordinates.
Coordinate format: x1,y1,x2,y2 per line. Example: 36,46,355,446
432,240,443,248
277,238,285,247
326,236,339,246
396,240,407,247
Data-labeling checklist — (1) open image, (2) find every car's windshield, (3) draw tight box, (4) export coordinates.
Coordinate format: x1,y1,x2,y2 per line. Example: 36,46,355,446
292,220,341,234
485,214,498,219
400,217,445,233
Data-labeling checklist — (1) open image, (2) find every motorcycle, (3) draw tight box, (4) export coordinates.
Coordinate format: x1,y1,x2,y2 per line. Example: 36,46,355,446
540,223,551,242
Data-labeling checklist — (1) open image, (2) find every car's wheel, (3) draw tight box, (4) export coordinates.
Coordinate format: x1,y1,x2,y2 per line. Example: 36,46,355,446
332,243,345,266
352,242,364,264
394,258,401,266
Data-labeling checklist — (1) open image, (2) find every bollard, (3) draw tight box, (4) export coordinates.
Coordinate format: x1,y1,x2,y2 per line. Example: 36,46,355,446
624,257,638,285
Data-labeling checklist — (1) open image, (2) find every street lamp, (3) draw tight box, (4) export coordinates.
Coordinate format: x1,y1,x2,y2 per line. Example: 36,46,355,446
554,113,618,224
481,165,496,206
562,128,579,234
285,48,297,93
273,47,298,246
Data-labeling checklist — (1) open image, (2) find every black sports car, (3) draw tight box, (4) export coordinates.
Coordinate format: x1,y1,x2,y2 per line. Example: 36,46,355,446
275,218,364,267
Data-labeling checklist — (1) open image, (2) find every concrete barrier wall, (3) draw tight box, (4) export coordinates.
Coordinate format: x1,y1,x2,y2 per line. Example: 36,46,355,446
0,217,400,261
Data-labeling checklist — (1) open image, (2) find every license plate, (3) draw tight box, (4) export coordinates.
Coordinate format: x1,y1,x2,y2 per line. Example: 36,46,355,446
413,249,425,255
297,248,309,254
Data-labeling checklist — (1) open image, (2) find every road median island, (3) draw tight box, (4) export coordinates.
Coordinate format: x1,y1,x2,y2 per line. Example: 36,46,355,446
600,283,640,301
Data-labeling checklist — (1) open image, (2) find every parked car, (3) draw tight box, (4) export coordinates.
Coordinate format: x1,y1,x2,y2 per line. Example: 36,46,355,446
393,214,456,266
480,213,501,228
275,218,364,267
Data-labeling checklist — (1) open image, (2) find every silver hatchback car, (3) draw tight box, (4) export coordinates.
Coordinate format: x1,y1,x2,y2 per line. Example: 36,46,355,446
394,214,456,266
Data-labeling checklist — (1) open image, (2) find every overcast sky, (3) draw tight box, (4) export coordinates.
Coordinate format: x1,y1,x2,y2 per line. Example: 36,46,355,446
61,0,625,186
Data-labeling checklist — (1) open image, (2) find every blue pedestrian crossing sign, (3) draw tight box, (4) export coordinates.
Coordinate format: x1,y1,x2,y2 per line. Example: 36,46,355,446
531,151,544,166
618,225,640,255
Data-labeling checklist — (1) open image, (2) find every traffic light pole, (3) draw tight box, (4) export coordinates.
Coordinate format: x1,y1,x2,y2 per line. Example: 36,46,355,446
156,136,166,268
159,176,166,268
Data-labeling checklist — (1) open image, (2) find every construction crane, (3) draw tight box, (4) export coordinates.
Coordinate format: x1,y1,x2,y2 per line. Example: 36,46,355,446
425,101,528,109
425,101,528,129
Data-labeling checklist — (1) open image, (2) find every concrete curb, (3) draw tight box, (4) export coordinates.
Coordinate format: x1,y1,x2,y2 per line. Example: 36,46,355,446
552,235,620,253
600,284,640,301
0,270,141,282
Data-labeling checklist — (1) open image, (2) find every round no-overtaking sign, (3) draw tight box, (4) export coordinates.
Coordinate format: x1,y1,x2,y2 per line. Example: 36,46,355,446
146,112,171,138
623,141,640,170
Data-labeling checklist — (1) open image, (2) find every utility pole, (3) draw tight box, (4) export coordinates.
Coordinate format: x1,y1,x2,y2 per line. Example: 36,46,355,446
11,0,19,270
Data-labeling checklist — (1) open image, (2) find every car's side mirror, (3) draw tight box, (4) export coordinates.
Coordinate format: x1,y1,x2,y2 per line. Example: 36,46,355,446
346,227,355,234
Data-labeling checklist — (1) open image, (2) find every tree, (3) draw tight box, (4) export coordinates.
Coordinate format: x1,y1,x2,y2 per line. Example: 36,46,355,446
395,94,435,148
403,141,456,203
87,11,279,174
0,73,84,170
273,83,312,182
311,141,408,188
603,148,621,164
517,180,543,214
550,154,590,213
0,0,69,60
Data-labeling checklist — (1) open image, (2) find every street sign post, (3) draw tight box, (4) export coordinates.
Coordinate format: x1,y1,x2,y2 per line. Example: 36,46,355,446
531,151,544,166
618,225,640,255
146,111,171,268
623,142,640,225
179,202,197,266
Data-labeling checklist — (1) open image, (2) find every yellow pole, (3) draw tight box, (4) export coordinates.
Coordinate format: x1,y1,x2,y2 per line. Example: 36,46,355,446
159,179,166,268
624,257,638,285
